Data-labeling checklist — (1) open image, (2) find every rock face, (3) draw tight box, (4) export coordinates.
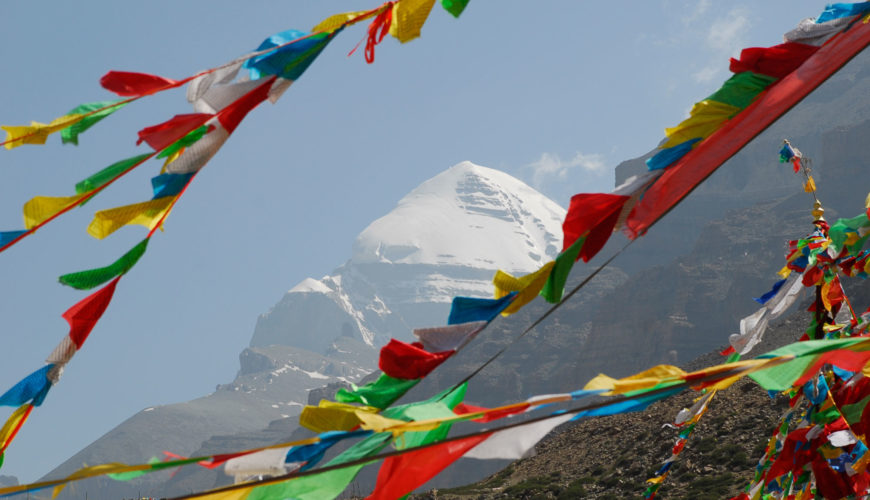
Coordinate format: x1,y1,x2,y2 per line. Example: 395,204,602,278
250,161,566,351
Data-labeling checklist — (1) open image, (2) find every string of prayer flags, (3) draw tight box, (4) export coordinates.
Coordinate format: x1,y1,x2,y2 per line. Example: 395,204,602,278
779,140,803,173
622,6,870,237
644,391,715,499
0,277,120,463
2,152,157,254
0,0,480,477
6,335,870,500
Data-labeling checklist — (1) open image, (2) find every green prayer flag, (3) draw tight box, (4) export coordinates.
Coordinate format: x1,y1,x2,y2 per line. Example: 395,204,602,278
156,126,210,159
384,383,467,450
540,236,584,303
59,238,149,290
441,0,470,17
75,154,152,195
828,213,870,256
61,100,128,146
705,72,778,109
106,457,163,481
749,338,869,391
335,374,420,409
841,395,870,425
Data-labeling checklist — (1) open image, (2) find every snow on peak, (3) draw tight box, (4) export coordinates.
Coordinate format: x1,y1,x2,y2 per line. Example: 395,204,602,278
352,161,566,272
289,277,333,294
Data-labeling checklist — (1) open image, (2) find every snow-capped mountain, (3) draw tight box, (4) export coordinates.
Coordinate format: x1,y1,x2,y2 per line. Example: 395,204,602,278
250,161,566,351
43,161,567,497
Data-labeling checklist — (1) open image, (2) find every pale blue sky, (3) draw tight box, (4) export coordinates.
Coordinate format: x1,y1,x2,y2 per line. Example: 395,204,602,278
0,0,826,482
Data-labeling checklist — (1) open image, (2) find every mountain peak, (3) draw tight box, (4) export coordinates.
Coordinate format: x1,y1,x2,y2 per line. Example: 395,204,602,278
352,161,566,271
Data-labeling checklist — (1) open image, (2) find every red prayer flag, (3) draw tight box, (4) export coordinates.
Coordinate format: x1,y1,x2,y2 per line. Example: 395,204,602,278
366,433,491,500
793,349,870,388
63,277,120,349
453,402,530,423
378,339,453,380
625,19,870,237
812,457,854,500
100,71,180,97
729,42,819,78
562,193,629,261
137,113,214,151
216,76,276,134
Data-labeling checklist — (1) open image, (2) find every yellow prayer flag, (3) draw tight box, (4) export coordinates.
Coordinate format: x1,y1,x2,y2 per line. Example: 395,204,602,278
312,10,376,33
645,475,666,484
777,266,792,279
0,404,31,449
354,411,407,433
389,0,437,43
662,100,740,149
1,113,84,150
583,365,687,395
87,197,175,240
161,148,185,174
189,486,255,500
493,261,556,316
2,124,50,149
299,400,378,433
804,175,816,193
23,194,82,229
46,114,83,134
51,463,132,499
821,279,833,312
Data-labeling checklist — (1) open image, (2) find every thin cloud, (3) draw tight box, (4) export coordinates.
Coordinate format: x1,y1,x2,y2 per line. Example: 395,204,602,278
682,0,712,25
692,7,750,84
707,8,750,53
527,151,608,189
